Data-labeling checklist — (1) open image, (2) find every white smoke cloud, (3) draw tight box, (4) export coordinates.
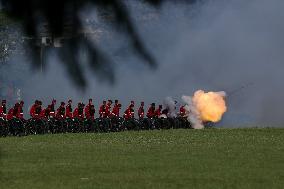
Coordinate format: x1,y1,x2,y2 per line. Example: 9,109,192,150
163,97,177,118
182,95,204,129
4,0,284,125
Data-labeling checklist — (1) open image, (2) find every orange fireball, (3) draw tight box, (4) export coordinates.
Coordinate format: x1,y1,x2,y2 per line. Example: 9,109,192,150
192,90,227,122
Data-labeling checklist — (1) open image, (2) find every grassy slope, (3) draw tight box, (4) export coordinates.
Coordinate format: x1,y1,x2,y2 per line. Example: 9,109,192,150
0,128,283,189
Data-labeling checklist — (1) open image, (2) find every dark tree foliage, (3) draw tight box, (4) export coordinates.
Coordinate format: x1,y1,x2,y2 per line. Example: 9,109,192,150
0,11,27,100
0,0,195,89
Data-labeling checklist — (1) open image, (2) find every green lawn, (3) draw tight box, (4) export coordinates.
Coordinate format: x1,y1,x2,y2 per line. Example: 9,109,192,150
0,128,284,189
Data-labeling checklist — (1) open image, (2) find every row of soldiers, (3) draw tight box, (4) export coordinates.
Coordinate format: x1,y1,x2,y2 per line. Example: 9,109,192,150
0,99,187,120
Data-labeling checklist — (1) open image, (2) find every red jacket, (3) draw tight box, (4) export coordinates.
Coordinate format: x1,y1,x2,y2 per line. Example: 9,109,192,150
111,104,120,117
17,106,24,119
105,104,111,118
7,108,14,120
99,105,106,118
154,108,162,117
138,106,144,119
86,106,95,120
123,107,134,119
56,106,66,119
7,105,20,120
66,104,73,118
40,109,48,119
180,106,186,117
30,104,37,118
85,103,92,118
0,105,7,119
49,103,56,118
85,104,95,119
147,107,155,118
73,108,84,119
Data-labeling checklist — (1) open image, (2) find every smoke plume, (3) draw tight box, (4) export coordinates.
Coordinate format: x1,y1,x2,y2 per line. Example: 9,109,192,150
163,97,177,118
3,0,284,126
182,95,204,129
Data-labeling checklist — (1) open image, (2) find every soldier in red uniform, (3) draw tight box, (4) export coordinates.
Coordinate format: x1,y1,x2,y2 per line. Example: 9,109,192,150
138,102,144,119
49,99,56,118
30,100,38,118
56,102,66,120
99,101,107,118
105,100,112,118
179,105,186,117
0,100,7,119
154,105,162,118
86,105,95,120
40,105,51,119
73,103,85,120
17,101,24,119
65,99,73,119
7,103,20,120
35,101,42,118
123,104,134,119
124,100,135,119
7,105,15,120
123,108,129,119
73,103,80,119
147,103,155,118
85,99,94,119
111,100,121,117
80,103,85,119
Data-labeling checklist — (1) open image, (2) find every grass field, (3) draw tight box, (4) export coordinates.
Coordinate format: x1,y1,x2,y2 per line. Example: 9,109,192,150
0,128,284,189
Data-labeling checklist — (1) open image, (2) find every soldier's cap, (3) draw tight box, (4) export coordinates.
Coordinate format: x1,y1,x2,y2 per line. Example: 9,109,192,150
108,100,112,103
103,100,106,103
2,100,6,103
141,102,144,105
159,105,162,108
61,102,65,105
68,99,72,103
131,101,134,104
115,100,118,103
151,103,155,106
89,98,92,102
